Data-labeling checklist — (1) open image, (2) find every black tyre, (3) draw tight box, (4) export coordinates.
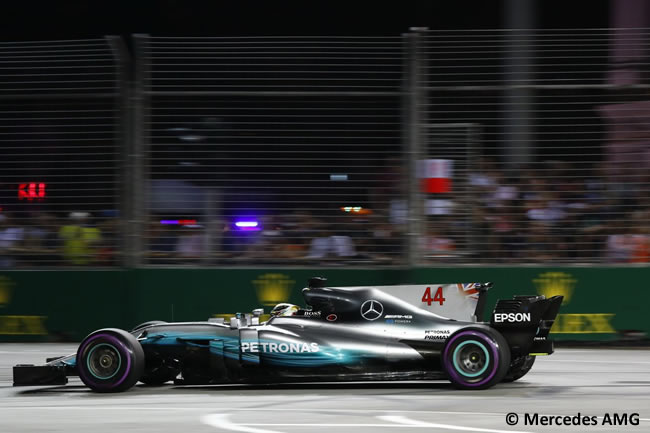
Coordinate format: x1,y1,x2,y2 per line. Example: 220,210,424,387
77,328,145,392
441,327,510,390
131,320,167,333
503,355,536,382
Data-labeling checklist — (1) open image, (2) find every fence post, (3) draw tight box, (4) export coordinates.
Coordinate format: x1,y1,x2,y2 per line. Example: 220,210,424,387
106,36,132,268
404,28,426,266
504,0,535,169
131,34,151,268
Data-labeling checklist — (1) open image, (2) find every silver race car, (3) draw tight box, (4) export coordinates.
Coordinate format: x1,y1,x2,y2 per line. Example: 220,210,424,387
14,277,562,392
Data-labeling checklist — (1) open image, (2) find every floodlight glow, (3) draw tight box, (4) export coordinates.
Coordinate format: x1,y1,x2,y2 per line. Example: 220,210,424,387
235,221,259,228
340,206,373,215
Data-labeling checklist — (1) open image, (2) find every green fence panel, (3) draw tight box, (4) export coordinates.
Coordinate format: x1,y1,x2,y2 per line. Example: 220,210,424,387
0,271,129,341
128,268,406,324
1,267,648,342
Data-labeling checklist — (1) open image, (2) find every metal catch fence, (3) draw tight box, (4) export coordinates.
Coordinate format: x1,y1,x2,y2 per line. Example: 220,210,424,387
419,29,650,264
135,36,407,266
1,29,649,267
0,38,124,267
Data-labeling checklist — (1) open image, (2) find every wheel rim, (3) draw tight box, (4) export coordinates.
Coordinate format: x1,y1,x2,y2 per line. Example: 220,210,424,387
87,343,122,380
443,330,501,387
452,340,489,378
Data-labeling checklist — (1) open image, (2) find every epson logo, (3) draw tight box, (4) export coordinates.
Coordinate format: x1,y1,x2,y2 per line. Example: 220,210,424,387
241,342,319,353
494,312,531,323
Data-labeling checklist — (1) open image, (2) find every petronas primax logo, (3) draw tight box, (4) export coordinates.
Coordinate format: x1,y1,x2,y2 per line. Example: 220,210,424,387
533,272,576,305
253,273,295,306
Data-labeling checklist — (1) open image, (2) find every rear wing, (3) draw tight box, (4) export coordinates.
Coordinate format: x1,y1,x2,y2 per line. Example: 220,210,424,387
490,294,564,356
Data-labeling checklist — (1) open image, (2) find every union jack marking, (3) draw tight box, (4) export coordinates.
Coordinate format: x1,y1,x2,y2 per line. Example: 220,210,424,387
457,283,479,298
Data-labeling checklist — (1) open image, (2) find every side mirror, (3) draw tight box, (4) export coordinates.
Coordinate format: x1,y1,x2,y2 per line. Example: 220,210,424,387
252,308,264,317
475,282,493,292
308,276,327,288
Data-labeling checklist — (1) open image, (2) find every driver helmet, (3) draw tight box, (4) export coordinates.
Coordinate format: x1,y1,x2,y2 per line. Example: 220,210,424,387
270,303,299,317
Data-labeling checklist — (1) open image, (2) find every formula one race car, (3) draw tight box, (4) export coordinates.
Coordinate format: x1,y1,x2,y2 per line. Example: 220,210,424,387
13,277,562,392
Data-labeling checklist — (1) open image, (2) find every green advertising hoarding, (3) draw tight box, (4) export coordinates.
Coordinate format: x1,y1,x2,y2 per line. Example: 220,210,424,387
0,267,647,342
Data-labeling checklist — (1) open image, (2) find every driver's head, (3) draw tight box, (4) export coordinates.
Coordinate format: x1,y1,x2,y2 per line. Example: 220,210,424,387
270,303,299,317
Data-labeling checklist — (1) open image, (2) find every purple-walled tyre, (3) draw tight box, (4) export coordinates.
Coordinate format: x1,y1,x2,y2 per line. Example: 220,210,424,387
441,327,510,390
76,328,145,393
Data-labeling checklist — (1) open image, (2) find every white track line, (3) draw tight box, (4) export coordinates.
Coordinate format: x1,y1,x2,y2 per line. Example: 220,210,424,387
202,413,282,433
201,413,538,433
3,406,648,424
2,407,505,417
380,415,536,433
2,407,648,422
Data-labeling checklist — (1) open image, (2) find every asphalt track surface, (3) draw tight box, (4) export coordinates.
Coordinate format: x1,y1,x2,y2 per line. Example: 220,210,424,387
0,344,649,433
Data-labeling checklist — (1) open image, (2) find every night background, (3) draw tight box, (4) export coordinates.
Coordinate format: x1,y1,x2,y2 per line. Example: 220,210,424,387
1,1,609,39
1,1,650,431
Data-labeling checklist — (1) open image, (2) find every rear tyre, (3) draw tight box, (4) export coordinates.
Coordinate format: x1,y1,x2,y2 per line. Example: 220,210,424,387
77,328,145,392
441,327,510,390
503,355,536,382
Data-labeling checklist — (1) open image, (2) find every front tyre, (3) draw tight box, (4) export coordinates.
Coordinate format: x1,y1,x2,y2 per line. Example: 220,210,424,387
442,327,510,390
77,328,145,392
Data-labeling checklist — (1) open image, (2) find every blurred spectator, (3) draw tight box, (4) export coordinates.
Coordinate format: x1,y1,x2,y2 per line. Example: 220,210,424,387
371,157,407,222
0,214,25,268
306,232,334,260
1,155,646,267
147,219,177,263
175,224,205,262
96,211,120,266
371,215,404,263
420,224,455,260
23,212,60,266
488,200,523,260
470,158,499,191
306,226,356,261
526,221,556,262
59,212,102,265
606,224,635,263
229,216,289,263
525,197,566,225
492,174,519,208
219,221,243,258
607,211,650,263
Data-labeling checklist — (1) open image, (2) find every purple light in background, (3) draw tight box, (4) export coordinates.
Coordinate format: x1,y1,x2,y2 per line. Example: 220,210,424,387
235,220,260,231
160,219,197,226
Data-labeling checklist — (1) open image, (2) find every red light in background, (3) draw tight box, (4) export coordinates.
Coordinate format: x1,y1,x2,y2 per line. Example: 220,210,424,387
18,183,47,201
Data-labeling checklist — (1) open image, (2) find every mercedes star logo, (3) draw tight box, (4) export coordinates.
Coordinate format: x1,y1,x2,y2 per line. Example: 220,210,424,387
360,300,384,321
